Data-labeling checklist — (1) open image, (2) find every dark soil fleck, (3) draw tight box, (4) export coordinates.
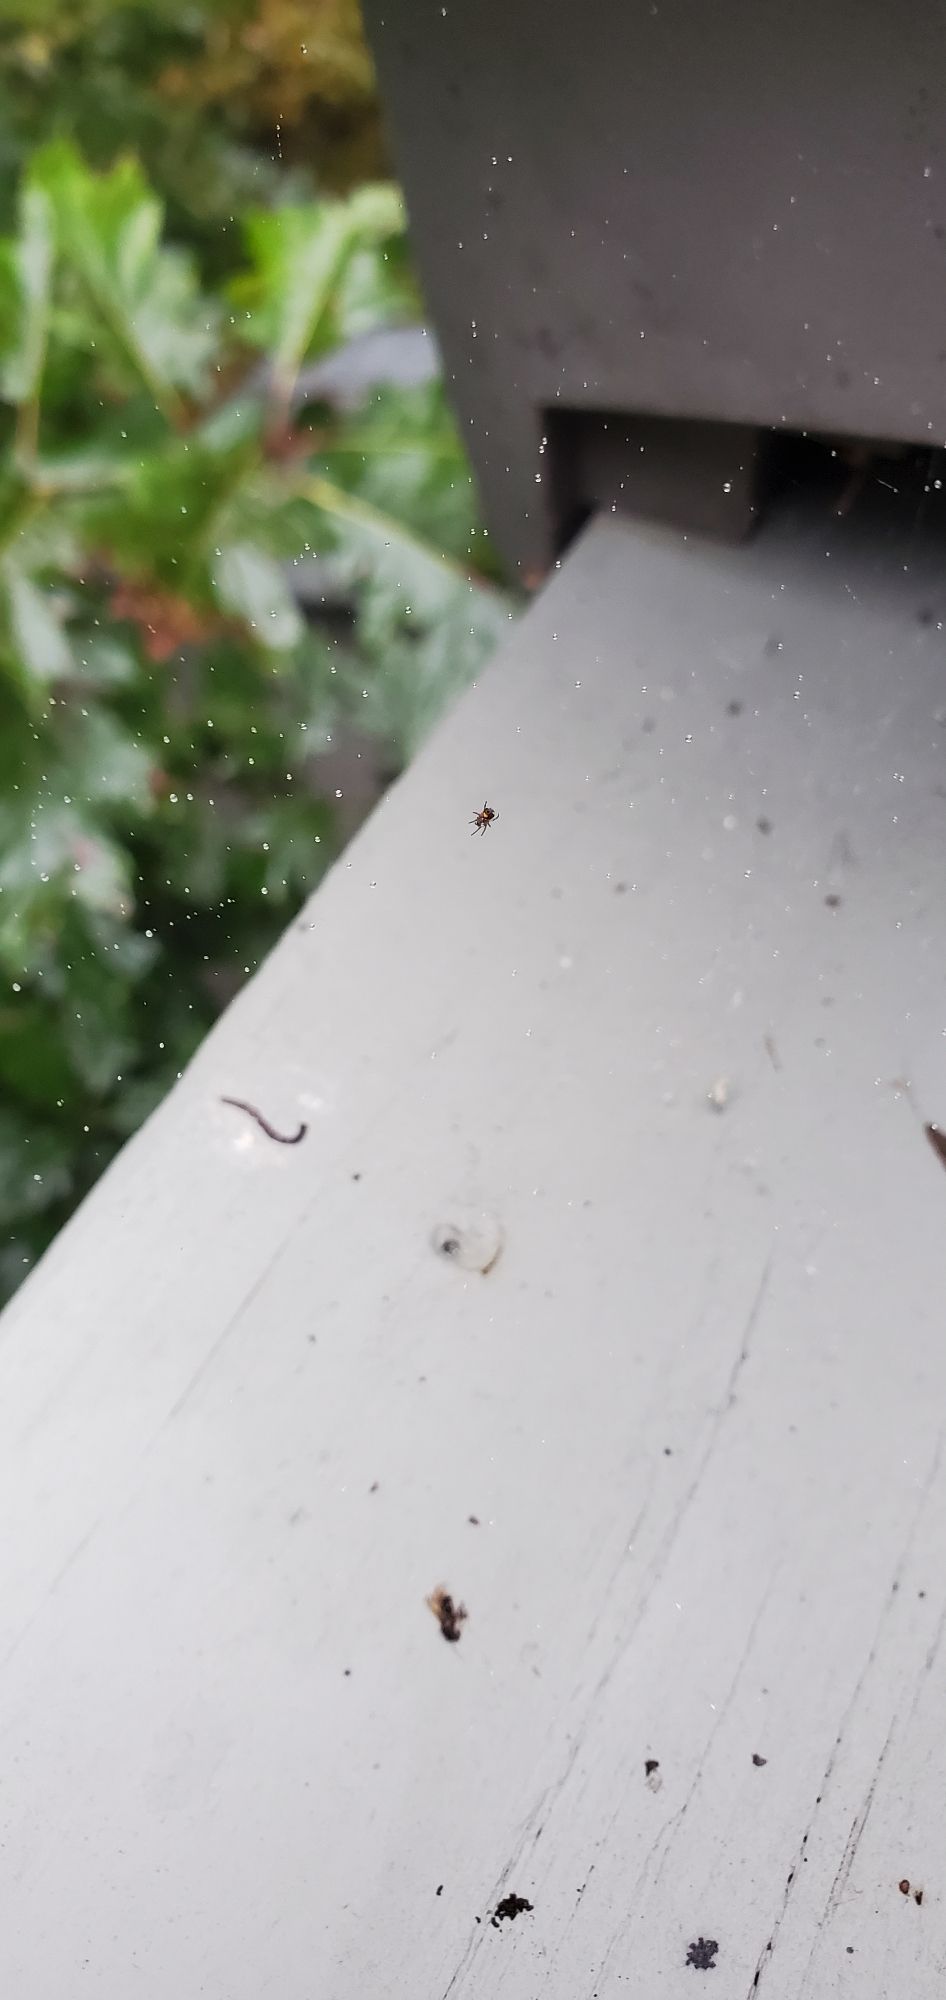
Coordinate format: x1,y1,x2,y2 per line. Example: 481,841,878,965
645,1759,660,1777
899,1879,911,1896
369,1481,379,1493
915,1888,924,1906
491,1894,533,1929
757,816,773,834
468,1514,480,1526
686,1937,719,1970
824,892,842,909
436,1884,443,1897
752,1753,767,1767
726,699,744,716
427,1586,468,1643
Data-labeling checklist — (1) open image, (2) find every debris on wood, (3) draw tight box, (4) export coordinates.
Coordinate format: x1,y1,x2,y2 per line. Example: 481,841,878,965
220,1096,307,1145
431,1213,503,1274
427,1586,467,1643
686,1937,719,1970
491,1894,533,1929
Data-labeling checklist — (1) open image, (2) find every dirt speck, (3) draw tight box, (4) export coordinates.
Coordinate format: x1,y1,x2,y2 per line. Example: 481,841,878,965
491,1894,533,1929
726,699,744,717
757,816,773,834
899,1879,911,1897
824,892,842,909
369,1481,379,1493
427,1586,467,1643
915,1888,924,1906
468,1514,480,1526
686,1937,719,1970
436,1884,443,1897
752,1753,767,1767
645,1759,660,1776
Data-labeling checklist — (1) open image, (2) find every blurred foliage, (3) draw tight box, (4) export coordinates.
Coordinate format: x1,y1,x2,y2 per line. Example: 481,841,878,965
0,0,385,281
0,138,509,1302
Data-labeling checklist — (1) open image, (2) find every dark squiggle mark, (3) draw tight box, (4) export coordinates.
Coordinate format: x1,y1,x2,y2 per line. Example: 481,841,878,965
220,1096,307,1145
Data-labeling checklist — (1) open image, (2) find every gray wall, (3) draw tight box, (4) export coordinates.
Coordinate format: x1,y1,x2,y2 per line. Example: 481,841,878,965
364,0,946,572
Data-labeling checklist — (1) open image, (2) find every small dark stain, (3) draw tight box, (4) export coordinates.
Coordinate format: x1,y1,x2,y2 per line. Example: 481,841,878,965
757,816,773,835
614,881,628,894
352,1171,362,1181
438,1235,461,1259
427,1586,468,1643
918,607,936,627
899,1879,911,1897
726,699,744,717
344,1668,351,1677
370,1481,380,1493
824,892,842,909
915,1888,924,1906
846,1946,854,1954
491,1894,533,1929
752,1753,767,1767
924,1124,946,1173
306,1333,317,1345
919,1589,927,1599
686,1938,719,1970
645,1759,660,1777
468,1514,480,1525
436,1884,443,1897
663,1446,673,1456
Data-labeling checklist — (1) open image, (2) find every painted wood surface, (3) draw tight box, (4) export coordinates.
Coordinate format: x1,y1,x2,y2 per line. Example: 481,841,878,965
1,505,945,1996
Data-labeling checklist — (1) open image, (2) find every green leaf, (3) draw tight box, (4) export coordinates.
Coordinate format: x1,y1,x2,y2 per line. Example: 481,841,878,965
316,382,494,570
0,181,54,410
212,542,304,651
233,185,404,400
31,139,218,413
2,567,71,683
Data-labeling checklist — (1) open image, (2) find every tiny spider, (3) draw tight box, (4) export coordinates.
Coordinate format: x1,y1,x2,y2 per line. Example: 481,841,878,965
470,800,499,835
